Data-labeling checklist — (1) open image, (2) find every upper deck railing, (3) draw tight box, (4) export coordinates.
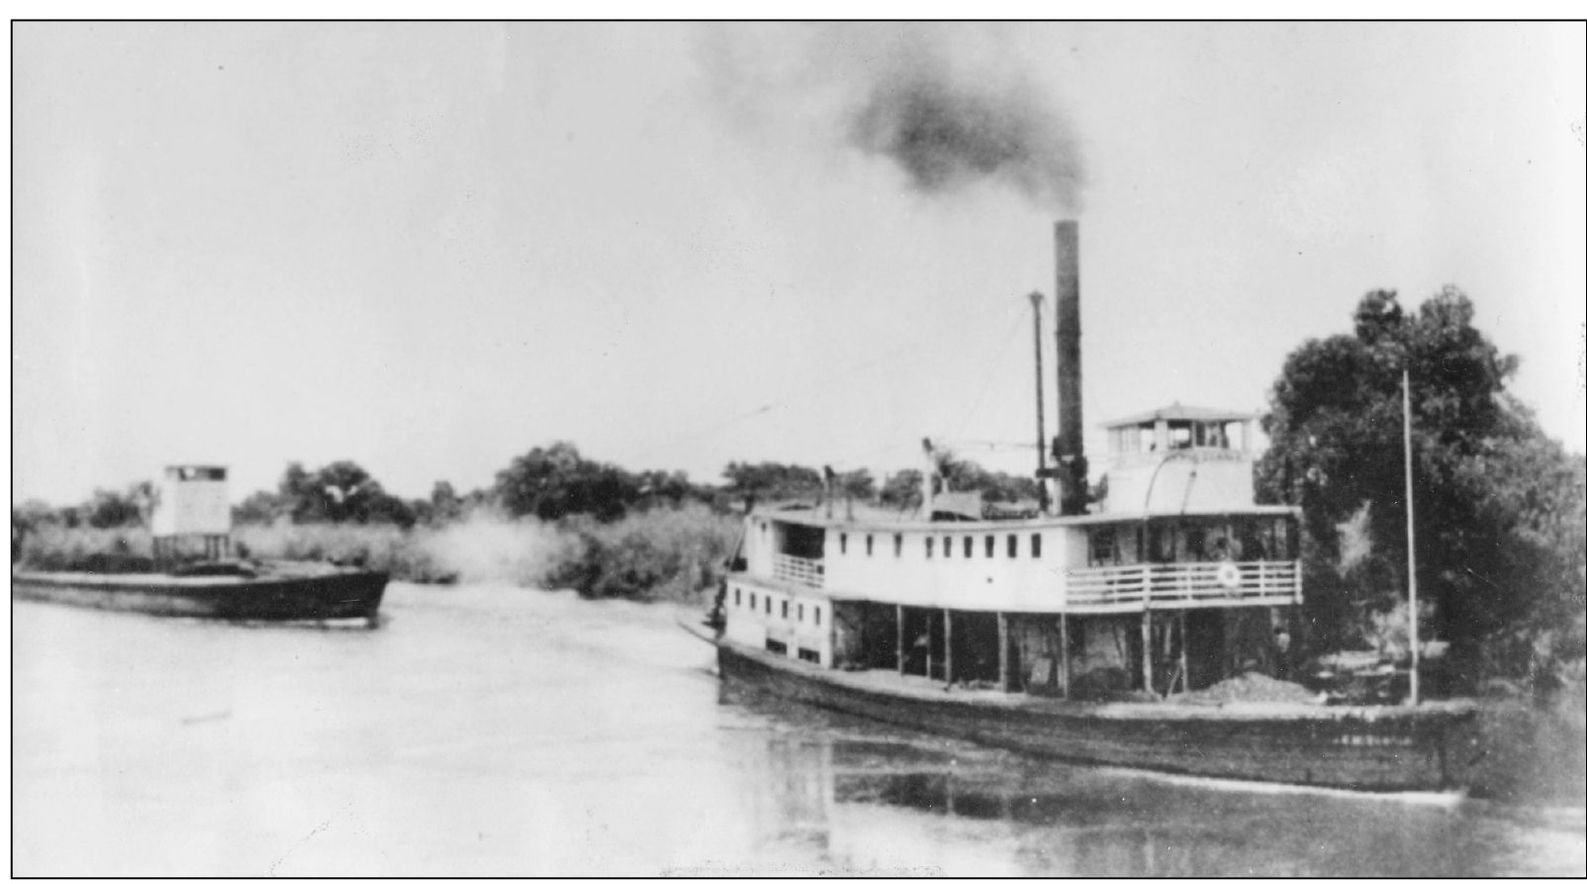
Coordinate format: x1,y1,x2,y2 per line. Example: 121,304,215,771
773,554,824,588
1065,560,1300,612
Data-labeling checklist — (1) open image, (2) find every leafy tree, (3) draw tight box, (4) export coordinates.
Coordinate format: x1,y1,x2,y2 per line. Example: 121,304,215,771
233,490,285,525
83,483,149,529
274,460,416,527
494,441,637,522
634,470,694,510
426,480,464,525
879,469,924,509
1257,287,1583,683
721,461,823,503
836,468,876,502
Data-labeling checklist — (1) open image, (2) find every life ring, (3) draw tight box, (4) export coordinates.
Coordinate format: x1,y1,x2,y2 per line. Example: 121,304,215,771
1216,561,1241,590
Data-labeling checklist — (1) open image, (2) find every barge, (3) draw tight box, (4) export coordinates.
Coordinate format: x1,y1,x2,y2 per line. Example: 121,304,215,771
11,464,388,626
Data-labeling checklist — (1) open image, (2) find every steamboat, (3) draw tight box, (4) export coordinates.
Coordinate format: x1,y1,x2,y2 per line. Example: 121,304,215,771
710,222,1478,792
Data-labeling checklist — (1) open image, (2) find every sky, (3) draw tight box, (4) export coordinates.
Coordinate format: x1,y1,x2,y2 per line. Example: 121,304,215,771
10,21,1586,505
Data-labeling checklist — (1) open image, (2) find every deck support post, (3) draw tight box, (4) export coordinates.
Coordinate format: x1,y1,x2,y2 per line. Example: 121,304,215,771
896,604,905,676
943,609,954,686
1178,610,1189,694
997,613,1010,692
1059,613,1070,699
1141,609,1154,695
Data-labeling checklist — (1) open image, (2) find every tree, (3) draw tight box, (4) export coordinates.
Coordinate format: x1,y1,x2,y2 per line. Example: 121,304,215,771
233,490,285,525
426,480,464,525
836,468,876,502
721,461,823,503
879,469,924,510
274,460,416,527
494,442,638,522
1257,287,1583,684
83,484,148,529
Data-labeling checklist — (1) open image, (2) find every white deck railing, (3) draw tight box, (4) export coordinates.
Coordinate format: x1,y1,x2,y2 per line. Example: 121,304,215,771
773,554,824,588
1065,560,1300,612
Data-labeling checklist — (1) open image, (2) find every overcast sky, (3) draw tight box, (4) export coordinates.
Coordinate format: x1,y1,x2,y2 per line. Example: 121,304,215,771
11,21,1585,504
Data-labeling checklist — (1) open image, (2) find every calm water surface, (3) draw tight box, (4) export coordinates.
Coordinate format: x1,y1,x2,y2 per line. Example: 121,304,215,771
12,582,1585,876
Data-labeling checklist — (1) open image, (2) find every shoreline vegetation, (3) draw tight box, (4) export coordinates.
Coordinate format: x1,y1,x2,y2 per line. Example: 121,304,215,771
13,504,743,605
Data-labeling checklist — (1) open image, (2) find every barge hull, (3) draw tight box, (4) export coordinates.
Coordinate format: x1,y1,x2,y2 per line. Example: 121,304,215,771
718,640,1479,792
11,570,388,622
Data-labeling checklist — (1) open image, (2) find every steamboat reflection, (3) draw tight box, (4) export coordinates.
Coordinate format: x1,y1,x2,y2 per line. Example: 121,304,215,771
725,691,1548,878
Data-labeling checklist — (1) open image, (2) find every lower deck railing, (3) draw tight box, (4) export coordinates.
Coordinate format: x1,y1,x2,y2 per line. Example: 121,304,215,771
1065,560,1300,611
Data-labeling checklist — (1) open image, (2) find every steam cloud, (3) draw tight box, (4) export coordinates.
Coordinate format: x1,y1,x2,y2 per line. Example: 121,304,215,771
700,24,1086,212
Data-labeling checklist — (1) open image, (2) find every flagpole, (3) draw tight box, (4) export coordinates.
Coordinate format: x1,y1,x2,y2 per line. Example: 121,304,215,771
1403,369,1420,705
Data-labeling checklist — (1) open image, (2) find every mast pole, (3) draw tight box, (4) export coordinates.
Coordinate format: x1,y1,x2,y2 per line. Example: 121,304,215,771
1403,369,1420,705
1030,291,1050,514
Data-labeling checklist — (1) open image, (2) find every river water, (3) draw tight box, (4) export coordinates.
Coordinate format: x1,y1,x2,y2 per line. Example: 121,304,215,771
11,582,1584,876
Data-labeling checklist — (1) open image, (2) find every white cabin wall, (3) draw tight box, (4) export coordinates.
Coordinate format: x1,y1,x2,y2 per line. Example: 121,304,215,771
724,575,834,666
820,524,1072,614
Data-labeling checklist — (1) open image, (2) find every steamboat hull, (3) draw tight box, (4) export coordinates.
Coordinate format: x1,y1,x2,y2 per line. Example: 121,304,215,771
11,568,388,623
718,639,1479,792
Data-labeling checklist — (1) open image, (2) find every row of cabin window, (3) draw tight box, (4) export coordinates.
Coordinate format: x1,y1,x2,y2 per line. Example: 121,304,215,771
836,532,1043,560
731,587,822,625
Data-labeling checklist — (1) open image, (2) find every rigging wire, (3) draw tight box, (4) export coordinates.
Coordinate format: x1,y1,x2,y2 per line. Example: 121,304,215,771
630,294,1036,469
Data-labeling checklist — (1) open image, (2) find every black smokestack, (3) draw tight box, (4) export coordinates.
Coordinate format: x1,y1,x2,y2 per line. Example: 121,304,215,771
1053,220,1087,515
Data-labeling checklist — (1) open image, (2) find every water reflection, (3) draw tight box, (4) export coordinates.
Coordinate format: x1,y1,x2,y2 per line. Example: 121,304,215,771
721,690,1582,877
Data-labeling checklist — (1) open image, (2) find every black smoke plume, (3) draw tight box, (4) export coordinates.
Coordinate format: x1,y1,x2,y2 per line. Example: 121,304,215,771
698,24,1085,212
849,68,1084,211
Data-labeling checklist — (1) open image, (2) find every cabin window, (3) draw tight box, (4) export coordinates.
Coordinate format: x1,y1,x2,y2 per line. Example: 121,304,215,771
894,534,903,557
1185,527,1208,561
798,648,820,663
925,537,934,558
814,607,821,626
944,535,952,558
734,588,741,606
866,535,874,556
766,638,788,654
765,596,772,614
1007,534,1018,558
749,592,756,610
984,535,995,558
798,603,804,622
1090,527,1119,566
1031,534,1042,558
781,600,789,619
1148,523,1175,563
963,536,972,558
840,533,848,555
